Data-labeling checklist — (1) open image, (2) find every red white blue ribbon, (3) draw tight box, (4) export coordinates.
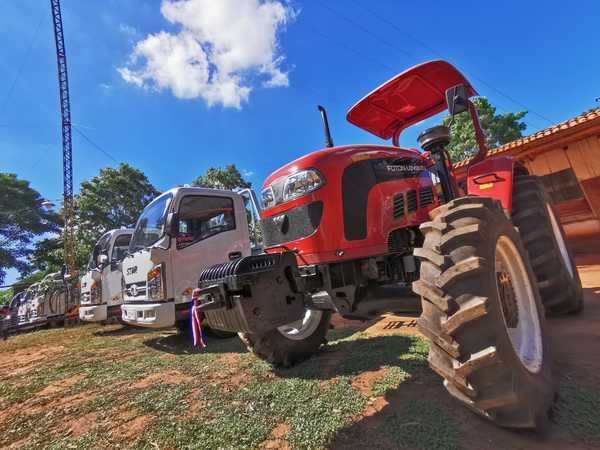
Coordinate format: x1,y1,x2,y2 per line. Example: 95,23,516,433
190,290,206,350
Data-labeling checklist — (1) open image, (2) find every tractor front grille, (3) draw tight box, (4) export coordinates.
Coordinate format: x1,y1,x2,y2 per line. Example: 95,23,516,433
393,194,405,219
406,190,417,212
419,186,434,206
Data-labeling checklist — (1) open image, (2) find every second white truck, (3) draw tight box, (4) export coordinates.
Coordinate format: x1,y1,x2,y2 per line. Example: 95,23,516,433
121,186,260,332
79,229,133,323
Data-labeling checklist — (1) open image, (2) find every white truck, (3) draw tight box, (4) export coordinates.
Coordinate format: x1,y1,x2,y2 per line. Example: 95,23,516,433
79,229,133,323
121,186,261,332
30,272,69,327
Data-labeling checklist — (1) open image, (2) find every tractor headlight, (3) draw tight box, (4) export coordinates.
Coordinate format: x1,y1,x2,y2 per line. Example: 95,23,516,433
147,264,166,301
282,169,324,202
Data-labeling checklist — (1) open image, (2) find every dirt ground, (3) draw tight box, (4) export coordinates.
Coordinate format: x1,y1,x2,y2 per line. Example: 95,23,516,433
330,256,600,450
0,258,599,449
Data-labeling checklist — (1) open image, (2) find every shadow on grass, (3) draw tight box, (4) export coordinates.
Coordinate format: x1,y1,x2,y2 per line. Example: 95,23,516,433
93,324,156,337
277,333,428,381
143,331,247,355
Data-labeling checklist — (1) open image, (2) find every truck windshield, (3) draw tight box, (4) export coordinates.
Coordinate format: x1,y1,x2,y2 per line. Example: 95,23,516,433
129,194,172,252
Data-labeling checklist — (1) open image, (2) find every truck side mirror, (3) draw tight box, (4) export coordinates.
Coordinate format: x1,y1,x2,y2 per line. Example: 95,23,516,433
165,212,179,237
445,84,470,116
98,254,108,266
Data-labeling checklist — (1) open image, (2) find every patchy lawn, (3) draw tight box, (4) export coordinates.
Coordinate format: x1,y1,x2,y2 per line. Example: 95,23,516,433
1,265,600,450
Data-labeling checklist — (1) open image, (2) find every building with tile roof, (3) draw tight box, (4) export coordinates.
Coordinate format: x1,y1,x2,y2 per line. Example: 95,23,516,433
454,108,600,242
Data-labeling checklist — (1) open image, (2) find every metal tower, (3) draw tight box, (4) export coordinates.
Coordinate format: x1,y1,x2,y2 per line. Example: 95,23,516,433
50,0,76,276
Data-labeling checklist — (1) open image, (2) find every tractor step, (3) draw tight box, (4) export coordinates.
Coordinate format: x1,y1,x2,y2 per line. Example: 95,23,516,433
196,252,306,334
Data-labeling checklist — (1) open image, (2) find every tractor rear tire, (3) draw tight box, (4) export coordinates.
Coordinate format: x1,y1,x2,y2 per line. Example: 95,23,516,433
413,196,554,429
239,309,331,367
512,175,583,314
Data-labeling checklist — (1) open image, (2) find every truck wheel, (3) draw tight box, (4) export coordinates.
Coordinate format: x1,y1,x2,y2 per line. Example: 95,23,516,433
413,196,554,429
239,309,331,367
512,175,583,314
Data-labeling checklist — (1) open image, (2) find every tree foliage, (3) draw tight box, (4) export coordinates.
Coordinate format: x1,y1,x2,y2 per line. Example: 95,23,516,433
192,164,251,190
442,97,528,162
32,164,159,273
0,288,13,306
0,173,61,284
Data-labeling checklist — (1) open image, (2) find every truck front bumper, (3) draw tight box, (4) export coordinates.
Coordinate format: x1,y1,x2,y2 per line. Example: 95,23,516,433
121,302,175,328
79,304,108,322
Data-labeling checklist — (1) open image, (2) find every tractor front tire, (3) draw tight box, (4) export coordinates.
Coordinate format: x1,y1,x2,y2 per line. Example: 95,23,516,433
413,196,554,429
239,309,331,367
512,175,583,314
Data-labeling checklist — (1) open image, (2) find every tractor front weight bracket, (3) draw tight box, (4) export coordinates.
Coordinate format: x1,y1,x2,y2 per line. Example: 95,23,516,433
196,252,307,334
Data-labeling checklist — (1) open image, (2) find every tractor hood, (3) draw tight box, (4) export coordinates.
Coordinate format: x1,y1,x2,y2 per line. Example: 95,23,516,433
347,60,476,140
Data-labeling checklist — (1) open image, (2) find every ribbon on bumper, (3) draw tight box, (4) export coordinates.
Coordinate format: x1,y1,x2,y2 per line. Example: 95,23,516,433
190,290,206,350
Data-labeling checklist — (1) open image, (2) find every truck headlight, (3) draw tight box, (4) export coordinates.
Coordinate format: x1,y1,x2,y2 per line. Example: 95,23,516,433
90,280,101,304
282,169,324,202
261,186,275,209
147,264,166,301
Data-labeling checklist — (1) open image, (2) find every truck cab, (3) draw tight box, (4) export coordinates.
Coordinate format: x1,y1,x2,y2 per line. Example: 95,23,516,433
121,186,258,329
79,229,133,323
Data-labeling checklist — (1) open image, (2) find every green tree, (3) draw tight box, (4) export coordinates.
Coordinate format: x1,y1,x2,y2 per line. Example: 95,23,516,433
0,288,13,306
0,173,61,284
32,164,159,273
442,97,528,162
192,164,252,190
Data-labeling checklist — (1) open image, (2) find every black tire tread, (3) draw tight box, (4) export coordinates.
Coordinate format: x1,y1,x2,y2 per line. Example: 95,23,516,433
512,175,583,314
239,311,332,367
413,195,554,428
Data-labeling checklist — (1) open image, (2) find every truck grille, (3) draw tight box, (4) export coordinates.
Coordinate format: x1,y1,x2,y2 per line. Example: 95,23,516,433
393,194,405,219
419,186,434,206
406,190,417,212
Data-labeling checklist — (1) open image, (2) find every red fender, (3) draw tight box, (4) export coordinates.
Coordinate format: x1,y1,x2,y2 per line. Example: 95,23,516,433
466,156,528,213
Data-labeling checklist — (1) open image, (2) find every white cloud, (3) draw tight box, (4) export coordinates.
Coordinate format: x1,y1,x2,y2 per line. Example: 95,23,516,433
118,0,295,109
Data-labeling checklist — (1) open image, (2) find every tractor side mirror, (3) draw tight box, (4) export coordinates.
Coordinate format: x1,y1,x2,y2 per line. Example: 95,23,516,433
165,212,179,237
445,84,470,116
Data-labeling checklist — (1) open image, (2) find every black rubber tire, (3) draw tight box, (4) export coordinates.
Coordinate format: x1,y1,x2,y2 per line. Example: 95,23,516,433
239,311,331,367
512,175,583,315
413,196,554,429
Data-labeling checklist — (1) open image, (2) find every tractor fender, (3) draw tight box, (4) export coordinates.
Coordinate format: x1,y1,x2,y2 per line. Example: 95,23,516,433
466,156,528,212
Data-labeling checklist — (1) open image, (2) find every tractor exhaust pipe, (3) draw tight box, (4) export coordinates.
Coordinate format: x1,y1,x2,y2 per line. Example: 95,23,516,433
318,105,334,148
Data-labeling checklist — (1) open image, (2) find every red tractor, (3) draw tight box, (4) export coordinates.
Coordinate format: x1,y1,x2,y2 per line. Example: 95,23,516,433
196,61,582,428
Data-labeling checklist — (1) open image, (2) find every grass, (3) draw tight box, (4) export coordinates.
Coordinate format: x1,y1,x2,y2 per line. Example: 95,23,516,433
2,319,596,449
0,323,432,449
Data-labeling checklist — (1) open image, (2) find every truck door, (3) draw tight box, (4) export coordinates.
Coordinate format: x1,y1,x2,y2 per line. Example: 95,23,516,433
104,233,132,305
171,193,251,302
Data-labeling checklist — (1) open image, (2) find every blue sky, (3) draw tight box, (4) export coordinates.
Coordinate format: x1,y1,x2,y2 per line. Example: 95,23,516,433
1,0,599,284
